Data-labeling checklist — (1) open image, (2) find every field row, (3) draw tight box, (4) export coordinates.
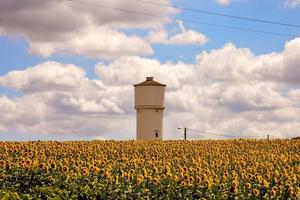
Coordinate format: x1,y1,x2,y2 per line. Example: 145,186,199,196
0,140,299,199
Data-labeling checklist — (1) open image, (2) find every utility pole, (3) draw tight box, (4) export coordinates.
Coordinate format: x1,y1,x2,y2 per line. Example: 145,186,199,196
178,127,187,141
267,134,270,141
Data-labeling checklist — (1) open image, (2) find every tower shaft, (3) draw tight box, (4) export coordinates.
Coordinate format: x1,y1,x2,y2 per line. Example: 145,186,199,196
134,77,166,140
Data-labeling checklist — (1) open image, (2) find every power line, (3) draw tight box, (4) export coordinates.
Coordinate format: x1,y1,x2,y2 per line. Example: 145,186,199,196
187,128,241,138
181,127,286,140
64,0,300,38
132,0,300,28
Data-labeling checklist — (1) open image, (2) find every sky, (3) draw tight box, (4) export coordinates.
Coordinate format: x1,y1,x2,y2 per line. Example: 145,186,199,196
0,0,300,141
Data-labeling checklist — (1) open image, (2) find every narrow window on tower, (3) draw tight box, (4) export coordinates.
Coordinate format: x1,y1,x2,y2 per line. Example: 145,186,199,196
155,130,159,138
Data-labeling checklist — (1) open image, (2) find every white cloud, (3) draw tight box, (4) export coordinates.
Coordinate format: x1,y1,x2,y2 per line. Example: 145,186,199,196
215,0,246,5
288,89,300,101
253,38,300,84
1,38,300,139
147,22,208,46
196,43,254,82
284,0,300,7
147,30,169,44
95,38,300,139
0,62,133,137
0,0,175,58
196,38,300,84
27,26,153,59
169,30,208,46
95,56,196,90
0,61,88,93
215,0,300,8
216,0,232,5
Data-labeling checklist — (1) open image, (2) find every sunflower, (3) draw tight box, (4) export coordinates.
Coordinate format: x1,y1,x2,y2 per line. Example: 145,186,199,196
152,177,159,184
232,187,238,195
180,181,187,187
39,163,45,170
136,175,144,185
63,166,69,172
287,187,294,194
262,179,269,188
50,163,56,170
290,192,298,199
26,160,31,166
221,193,228,199
270,189,277,197
253,188,260,197
245,183,251,190
82,168,89,176
92,167,99,173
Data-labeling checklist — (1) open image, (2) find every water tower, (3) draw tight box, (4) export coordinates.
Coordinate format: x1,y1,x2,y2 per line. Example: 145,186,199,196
134,77,166,140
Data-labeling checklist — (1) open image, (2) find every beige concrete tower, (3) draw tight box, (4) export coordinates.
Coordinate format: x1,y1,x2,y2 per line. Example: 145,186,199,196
134,77,166,140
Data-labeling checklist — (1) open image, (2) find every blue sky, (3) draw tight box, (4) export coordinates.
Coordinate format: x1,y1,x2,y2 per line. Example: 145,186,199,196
0,0,300,140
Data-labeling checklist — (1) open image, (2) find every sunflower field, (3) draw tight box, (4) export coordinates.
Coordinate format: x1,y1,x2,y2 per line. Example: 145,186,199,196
0,140,299,199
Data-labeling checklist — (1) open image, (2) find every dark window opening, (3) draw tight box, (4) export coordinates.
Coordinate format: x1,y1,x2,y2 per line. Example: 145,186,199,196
155,130,159,138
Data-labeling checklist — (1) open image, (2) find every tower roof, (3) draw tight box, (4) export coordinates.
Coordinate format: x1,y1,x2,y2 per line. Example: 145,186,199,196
134,77,166,87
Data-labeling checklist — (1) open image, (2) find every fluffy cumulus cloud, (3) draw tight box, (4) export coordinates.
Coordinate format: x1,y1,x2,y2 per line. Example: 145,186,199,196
1,38,300,139
0,0,175,58
92,37,300,139
0,61,134,138
0,62,88,93
28,26,154,59
147,22,208,46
